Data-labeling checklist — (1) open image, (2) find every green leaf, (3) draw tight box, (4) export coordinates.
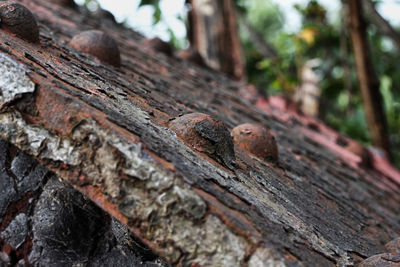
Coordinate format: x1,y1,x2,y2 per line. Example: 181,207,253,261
138,0,162,25
167,28,180,49
153,5,162,25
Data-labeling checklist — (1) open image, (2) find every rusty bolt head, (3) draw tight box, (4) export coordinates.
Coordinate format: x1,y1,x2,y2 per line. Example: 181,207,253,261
176,49,206,67
231,123,278,162
336,136,371,167
143,37,173,56
169,113,236,169
358,253,400,267
346,141,371,167
69,30,120,67
93,9,116,22
0,2,39,43
385,238,400,255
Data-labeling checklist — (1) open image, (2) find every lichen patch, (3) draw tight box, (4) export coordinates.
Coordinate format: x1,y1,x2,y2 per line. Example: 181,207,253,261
0,53,35,108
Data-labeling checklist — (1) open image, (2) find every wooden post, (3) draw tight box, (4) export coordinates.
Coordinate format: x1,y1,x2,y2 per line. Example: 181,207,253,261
347,0,392,159
188,0,245,80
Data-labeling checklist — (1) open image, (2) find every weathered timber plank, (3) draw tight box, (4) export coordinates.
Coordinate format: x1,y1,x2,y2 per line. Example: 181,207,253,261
0,0,399,266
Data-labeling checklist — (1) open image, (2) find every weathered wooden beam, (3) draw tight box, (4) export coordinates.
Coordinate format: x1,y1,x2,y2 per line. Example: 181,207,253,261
0,0,399,266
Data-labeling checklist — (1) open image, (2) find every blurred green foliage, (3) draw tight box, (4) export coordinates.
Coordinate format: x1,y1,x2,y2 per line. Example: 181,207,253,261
138,0,162,24
239,0,400,167
138,0,186,49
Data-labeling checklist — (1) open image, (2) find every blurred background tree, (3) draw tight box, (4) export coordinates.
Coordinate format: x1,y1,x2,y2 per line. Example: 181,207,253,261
79,0,400,167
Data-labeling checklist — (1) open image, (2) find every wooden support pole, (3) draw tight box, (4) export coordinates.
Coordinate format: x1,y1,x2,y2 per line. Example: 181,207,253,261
347,0,392,159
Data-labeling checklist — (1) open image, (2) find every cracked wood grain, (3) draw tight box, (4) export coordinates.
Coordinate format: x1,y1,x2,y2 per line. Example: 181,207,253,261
0,0,399,266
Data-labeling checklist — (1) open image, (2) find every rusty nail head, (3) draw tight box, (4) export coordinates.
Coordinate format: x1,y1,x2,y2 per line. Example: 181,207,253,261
143,37,173,56
346,141,371,167
385,237,400,255
93,9,116,22
176,49,206,67
231,123,278,162
358,253,400,266
169,113,236,169
69,30,121,67
0,2,39,43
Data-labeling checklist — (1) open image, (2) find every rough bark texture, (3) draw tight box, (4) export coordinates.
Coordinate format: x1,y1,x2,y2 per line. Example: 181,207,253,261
188,0,245,80
0,0,399,266
347,0,392,160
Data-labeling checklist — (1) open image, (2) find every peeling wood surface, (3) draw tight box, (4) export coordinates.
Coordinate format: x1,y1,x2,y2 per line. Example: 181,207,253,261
0,0,399,266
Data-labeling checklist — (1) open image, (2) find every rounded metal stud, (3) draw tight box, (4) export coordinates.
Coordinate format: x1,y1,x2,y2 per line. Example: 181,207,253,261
169,113,236,168
69,30,121,67
231,123,278,162
0,2,39,43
